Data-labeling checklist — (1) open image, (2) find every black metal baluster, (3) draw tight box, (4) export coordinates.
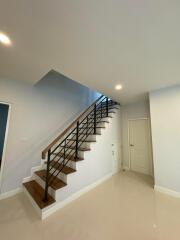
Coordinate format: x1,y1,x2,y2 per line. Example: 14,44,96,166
94,104,97,134
75,121,79,159
106,97,108,117
101,102,103,119
44,149,51,202
63,139,66,166
86,116,89,136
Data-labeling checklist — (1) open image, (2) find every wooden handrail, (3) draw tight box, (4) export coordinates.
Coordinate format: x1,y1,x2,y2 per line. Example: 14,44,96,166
42,95,104,159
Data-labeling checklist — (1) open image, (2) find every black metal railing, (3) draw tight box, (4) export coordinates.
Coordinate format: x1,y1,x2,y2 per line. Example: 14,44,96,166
42,96,118,201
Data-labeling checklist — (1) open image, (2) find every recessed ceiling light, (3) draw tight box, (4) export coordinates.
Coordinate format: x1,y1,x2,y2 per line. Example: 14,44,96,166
0,32,12,46
115,84,123,90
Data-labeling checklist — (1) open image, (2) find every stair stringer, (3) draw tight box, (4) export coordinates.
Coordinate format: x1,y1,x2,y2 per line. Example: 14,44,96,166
42,107,121,218
23,107,121,219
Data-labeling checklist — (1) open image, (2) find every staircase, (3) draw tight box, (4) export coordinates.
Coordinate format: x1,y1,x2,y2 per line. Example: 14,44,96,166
23,95,119,217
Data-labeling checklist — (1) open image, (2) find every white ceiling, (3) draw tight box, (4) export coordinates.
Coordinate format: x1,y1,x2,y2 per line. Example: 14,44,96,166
0,0,180,104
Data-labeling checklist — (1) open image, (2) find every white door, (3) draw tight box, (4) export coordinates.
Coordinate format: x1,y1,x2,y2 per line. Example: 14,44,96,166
129,119,152,175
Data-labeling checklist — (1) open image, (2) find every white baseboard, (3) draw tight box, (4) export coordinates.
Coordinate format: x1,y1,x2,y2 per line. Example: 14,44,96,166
22,165,43,184
42,173,113,219
154,185,180,198
0,188,22,200
31,166,42,176
22,176,32,183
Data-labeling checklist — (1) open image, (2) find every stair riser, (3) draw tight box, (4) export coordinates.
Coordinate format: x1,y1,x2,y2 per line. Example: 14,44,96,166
33,173,56,198
68,134,97,142
67,134,97,143
100,116,113,121
74,127,102,135
96,122,107,127
88,115,113,123
63,160,76,169
53,148,84,159
57,172,68,184
68,132,101,142
44,162,77,181
97,106,118,111
50,159,77,170
86,134,97,141
90,108,112,113
66,141,91,149
33,167,68,183
69,125,105,139
93,111,115,117
81,121,106,128
50,169,68,183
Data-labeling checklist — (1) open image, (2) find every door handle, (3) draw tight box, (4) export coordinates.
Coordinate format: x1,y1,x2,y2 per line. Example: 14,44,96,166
130,144,134,147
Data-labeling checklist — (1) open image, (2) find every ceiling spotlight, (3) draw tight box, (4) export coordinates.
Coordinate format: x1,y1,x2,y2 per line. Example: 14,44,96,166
115,84,123,90
0,32,12,46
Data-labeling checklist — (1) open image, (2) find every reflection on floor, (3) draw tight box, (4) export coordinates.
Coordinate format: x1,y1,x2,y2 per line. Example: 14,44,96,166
0,171,180,240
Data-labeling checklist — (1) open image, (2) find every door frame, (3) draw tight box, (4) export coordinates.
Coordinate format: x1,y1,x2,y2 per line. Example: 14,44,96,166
128,118,152,173
0,101,11,191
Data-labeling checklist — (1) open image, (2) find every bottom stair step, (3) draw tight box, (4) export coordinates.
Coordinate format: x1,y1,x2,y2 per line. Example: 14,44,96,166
35,170,67,190
23,180,55,209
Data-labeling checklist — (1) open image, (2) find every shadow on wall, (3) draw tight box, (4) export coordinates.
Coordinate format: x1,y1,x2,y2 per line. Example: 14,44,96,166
35,70,101,106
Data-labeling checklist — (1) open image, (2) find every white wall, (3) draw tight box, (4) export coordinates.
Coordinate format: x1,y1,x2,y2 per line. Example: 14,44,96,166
150,86,180,193
121,101,150,169
0,72,100,194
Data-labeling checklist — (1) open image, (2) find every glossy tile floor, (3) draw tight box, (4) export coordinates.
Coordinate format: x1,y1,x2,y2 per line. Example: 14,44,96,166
0,171,180,240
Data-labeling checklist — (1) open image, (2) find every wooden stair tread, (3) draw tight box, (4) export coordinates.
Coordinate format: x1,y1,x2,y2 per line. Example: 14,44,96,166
98,106,119,110
82,120,109,124
35,170,67,190
67,139,96,143
51,161,76,174
89,116,113,120
64,146,91,151
79,126,105,129
72,132,101,135
23,180,55,209
95,111,115,114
